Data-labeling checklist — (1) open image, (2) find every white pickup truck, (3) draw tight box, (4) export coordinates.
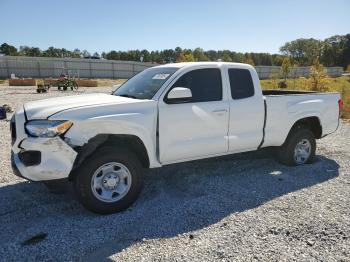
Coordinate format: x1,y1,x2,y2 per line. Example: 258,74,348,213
11,62,342,214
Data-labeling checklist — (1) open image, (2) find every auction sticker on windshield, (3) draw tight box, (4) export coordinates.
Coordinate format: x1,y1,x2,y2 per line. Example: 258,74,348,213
152,74,170,80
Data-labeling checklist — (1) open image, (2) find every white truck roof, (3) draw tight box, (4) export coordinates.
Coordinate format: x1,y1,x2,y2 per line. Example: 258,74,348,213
155,61,254,70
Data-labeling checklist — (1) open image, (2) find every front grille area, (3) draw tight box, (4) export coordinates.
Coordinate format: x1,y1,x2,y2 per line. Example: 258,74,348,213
10,115,16,145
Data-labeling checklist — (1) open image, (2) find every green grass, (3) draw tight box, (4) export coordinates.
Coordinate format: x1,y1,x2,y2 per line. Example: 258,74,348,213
260,76,350,119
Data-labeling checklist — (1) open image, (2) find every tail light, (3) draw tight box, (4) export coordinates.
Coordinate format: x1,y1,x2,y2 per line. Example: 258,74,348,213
338,99,343,114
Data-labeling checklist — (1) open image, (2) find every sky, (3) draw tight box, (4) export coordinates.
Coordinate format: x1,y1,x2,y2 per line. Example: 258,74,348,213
1,0,349,55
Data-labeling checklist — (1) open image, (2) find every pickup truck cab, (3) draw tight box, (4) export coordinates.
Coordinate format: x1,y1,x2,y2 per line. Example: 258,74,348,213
10,62,342,214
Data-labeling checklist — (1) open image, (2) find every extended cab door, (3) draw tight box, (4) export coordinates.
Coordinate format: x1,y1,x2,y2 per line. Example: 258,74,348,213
158,67,229,164
226,66,265,152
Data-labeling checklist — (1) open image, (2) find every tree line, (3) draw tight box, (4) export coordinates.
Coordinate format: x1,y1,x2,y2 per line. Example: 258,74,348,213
1,34,349,68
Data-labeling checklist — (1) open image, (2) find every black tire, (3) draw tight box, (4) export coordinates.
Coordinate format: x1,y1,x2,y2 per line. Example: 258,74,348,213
276,125,316,166
74,146,143,214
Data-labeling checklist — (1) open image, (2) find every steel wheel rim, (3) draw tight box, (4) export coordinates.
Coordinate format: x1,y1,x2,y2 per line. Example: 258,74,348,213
294,139,311,165
91,162,132,203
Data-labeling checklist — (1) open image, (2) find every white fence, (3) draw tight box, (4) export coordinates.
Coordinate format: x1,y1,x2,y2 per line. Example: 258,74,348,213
0,56,344,79
0,56,155,79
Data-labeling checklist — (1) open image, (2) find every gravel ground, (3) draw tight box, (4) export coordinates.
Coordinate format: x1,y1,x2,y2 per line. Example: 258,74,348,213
0,86,349,261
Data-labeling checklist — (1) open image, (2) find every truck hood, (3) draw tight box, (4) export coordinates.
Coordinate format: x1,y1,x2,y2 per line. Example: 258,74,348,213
24,93,141,120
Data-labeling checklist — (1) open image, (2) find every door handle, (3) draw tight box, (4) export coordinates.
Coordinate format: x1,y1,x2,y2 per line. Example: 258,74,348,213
212,109,228,113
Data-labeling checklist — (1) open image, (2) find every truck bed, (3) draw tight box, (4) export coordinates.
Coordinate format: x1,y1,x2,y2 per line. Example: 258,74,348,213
261,90,340,148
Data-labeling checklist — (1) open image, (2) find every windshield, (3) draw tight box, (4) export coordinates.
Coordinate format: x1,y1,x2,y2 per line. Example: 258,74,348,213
114,67,179,99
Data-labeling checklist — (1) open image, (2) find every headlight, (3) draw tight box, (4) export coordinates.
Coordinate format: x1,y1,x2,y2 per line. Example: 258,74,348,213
25,120,73,137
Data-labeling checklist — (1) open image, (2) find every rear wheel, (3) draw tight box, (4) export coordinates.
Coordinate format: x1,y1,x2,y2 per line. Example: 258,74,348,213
74,147,143,214
276,125,316,166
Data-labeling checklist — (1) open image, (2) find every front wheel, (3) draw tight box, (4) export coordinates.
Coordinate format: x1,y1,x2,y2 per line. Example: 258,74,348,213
276,126,316,166
74,147,143,214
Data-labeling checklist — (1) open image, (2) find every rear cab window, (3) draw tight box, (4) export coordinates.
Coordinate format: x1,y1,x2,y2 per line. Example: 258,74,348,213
228,68,255,99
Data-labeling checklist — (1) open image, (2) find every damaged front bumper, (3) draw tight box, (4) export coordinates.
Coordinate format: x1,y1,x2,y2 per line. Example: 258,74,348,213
11,108,77,181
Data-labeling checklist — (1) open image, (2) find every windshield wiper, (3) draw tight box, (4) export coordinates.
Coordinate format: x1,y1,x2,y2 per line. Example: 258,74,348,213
117,94,138,99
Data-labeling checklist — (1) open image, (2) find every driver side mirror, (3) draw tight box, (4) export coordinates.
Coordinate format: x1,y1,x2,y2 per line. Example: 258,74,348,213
165,87,192,104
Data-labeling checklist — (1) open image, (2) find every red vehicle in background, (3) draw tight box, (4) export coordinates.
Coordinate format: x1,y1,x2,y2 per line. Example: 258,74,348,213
57,73,79,91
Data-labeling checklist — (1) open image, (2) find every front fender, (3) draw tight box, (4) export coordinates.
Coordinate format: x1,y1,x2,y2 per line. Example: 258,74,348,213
49,100,160,168
62,114,160,168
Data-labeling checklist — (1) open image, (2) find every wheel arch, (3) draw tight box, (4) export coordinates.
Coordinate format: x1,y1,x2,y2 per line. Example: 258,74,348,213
287,116,322,141
69,134,150,180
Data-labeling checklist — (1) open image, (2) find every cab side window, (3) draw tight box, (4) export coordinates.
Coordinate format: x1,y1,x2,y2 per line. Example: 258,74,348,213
228,68,255,99
171,68,222,102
